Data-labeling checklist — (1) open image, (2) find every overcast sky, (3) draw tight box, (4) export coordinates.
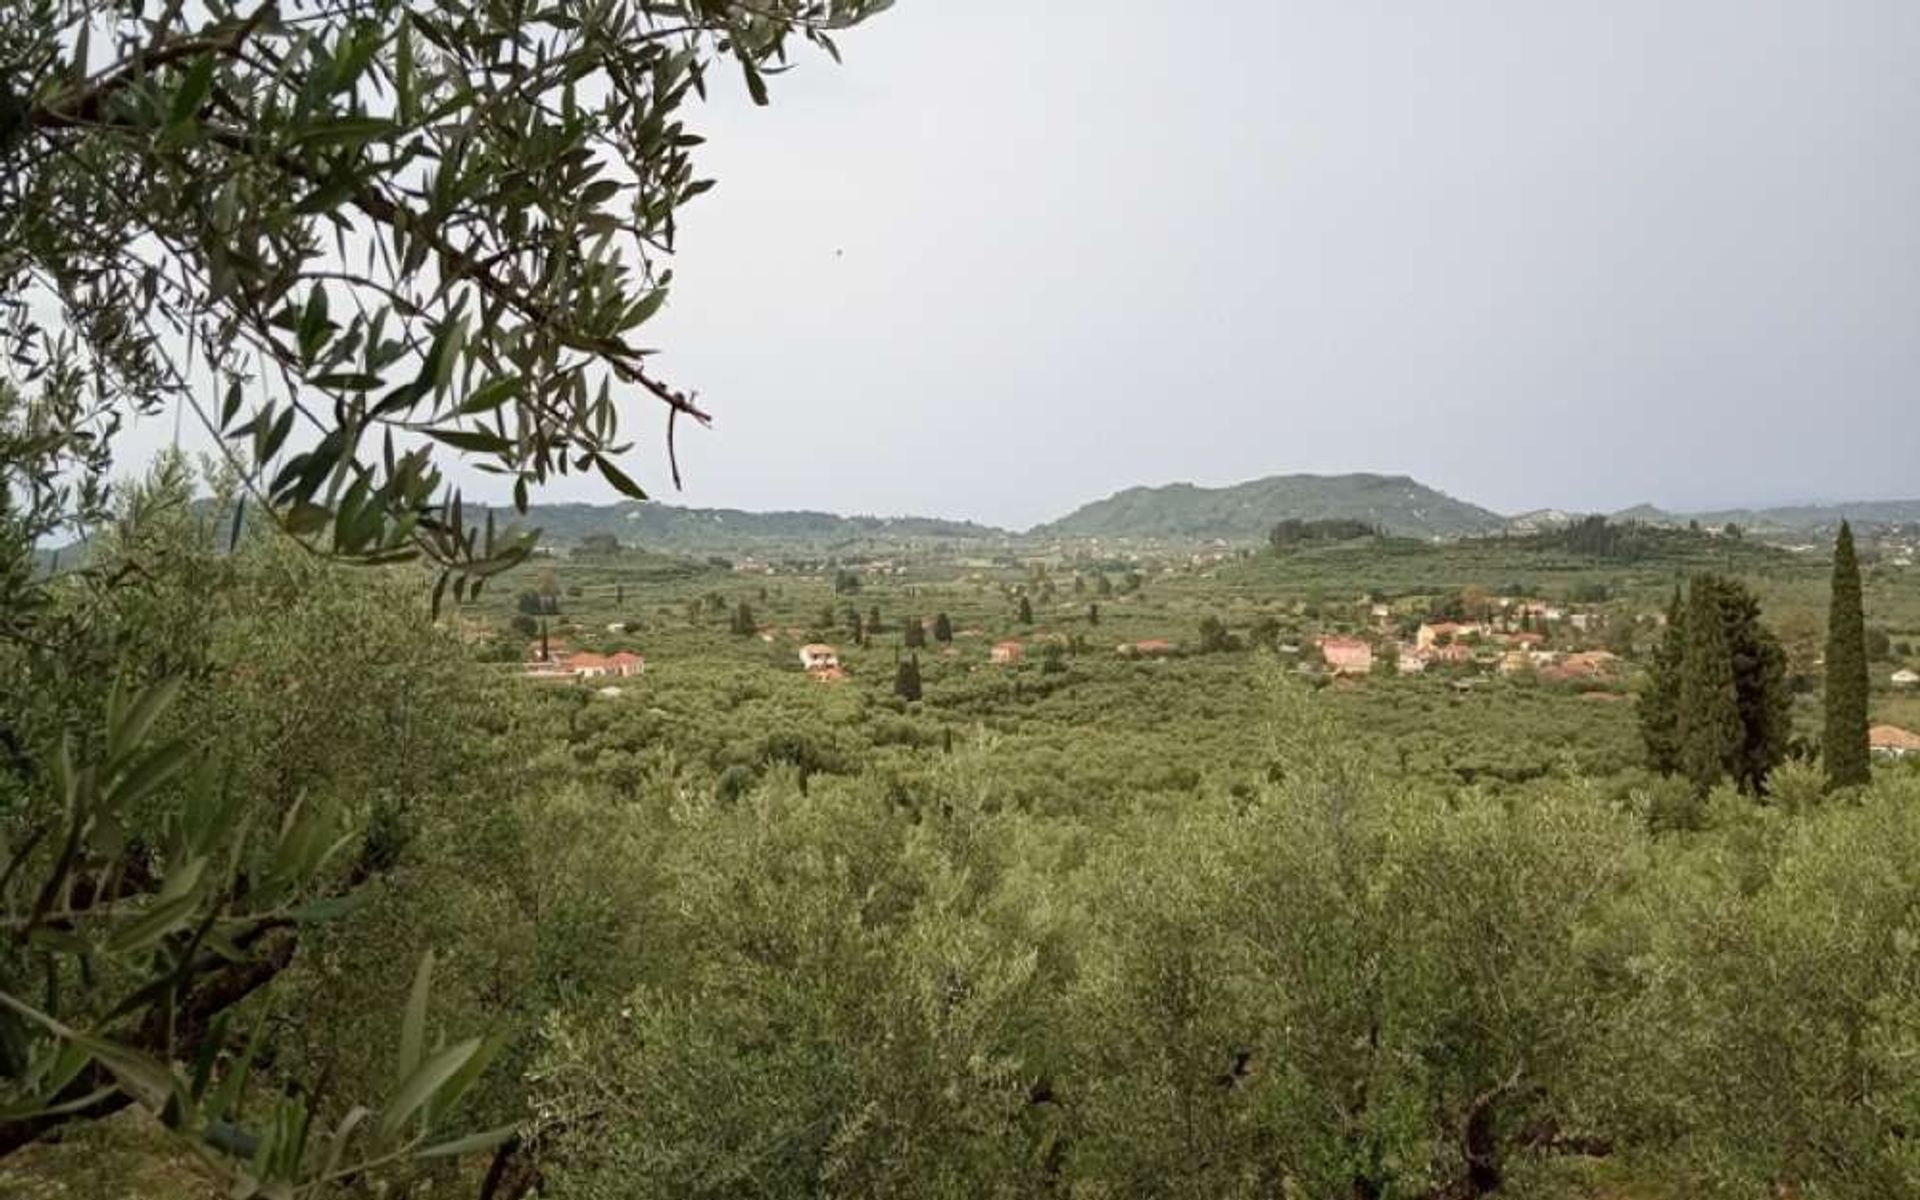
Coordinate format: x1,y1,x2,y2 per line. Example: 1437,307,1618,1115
125,0,1920,529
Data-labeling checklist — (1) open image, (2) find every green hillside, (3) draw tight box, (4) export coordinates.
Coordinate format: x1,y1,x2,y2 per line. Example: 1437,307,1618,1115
1033,473,1507,540
500,500,1007,553
1610,499,1920,533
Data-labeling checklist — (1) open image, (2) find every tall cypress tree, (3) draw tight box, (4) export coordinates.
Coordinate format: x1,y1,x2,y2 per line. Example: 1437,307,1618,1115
1700,575,1791,795
1823,520,1871,789
1638,586,1686,774
1018,595,1033,625
1641,576,1790,796
894,653,922,702
933,612,953,643
1675,582,1742,795
904,616,926,649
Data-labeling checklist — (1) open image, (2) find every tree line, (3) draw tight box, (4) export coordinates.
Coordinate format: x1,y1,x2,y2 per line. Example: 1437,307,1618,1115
1638,521,1872,802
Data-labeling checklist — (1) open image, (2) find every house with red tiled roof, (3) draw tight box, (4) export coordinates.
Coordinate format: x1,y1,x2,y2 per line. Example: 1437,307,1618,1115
606,651,644,678
991,641,1024,665
1870,725,1920,758
1320,635,1374,676
567,652,612,678
1542,651,1618,683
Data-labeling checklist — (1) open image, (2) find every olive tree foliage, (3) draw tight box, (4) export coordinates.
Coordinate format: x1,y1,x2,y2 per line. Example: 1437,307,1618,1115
0,0,892,600
1615,778,1920,1197
524,678,1650,1200
0,459,521,1194
1,2,889,1189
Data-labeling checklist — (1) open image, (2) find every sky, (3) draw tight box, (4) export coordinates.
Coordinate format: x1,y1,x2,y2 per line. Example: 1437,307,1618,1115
123,0,1920,529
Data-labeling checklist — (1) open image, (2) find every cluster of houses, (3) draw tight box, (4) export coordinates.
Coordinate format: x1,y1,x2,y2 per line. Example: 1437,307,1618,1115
523,641,645,686
1318,619,1620,683
787,634,1177,681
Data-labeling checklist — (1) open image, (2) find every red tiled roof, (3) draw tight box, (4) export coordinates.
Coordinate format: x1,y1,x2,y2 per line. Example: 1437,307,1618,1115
1870,725,1920,752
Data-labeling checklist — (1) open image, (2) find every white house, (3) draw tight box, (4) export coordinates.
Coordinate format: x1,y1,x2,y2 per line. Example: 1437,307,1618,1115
1892,668,1920,689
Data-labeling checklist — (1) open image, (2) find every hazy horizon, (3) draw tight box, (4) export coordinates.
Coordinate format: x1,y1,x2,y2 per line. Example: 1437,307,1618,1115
117,0,1919,529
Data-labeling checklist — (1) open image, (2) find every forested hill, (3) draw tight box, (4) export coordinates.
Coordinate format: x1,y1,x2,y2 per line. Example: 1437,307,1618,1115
503,501,1007,552
1032,473,1507,540
1607,499,1920,534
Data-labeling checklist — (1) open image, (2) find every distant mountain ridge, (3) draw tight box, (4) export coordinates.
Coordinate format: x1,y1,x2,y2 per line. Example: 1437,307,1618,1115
501,500,1007,553
498,478,1920,551
1619,499,1920,534
1031,473,1507,540
36,478,1916,560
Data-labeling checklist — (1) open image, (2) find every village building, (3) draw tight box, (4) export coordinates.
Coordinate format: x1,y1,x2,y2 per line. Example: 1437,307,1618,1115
523,646,643,682
991,641,1025,665
1119,639,1176,658
549,651,645,680
1892,668,1920,689
1869,725,1920,758
1416,621,1483,650
799,644,840,672
1320,635,1374,676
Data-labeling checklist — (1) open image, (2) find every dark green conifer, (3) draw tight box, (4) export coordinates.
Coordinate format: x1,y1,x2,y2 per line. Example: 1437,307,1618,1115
1823,520,1871,789
1018,595,1033,625
933,612,953,643
904,616,926,649
1638,587,1686,774
894,653,922,702
1700,575,1791,795
1675,582,1742,795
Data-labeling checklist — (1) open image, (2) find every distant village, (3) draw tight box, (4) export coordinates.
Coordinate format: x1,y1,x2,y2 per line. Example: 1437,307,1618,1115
503,550,1920,757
